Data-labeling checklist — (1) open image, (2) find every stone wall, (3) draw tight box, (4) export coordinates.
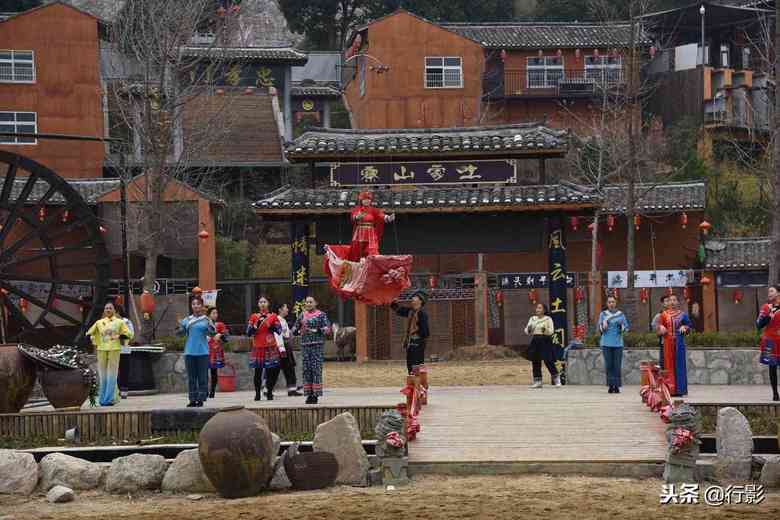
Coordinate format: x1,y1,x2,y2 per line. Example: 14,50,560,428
566,348,771,385
152,352,303,394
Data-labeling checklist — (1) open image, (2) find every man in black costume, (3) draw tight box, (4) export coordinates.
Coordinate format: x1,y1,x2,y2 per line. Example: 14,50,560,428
391,290,430,374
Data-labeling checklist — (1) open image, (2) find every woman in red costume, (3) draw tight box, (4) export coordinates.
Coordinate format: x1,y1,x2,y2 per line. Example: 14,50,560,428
246,296,282,401
349,191,395,261
757,284,780,401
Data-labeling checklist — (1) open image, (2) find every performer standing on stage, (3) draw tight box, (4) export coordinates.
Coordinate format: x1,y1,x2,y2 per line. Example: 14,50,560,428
652,295,671,366
349,191,395,261
756,285,780,401
292,296,331,404
391,291,430,375
206,307,229,399
246,296,283,401
657,294,691,397
176,297,214,407
87,302,133,407
277,303,302,396
525,303,561,388
598,295,629,394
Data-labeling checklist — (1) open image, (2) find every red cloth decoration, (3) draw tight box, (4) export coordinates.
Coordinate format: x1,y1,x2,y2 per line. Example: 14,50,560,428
660,404,673,423
671,427,694,453
386,431,405,448
324,246,412,306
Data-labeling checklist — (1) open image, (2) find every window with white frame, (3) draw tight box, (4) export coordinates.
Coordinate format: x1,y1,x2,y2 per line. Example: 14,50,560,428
0,50,35,83
584,56,623,85
526,56,564,88
0,112,37,144
425,57,463,88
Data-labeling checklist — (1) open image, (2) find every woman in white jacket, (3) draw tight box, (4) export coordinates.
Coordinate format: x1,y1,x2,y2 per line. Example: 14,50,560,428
525,303,561,388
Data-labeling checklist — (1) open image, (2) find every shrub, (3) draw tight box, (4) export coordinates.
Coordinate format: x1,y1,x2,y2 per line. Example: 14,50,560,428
585,330,760,349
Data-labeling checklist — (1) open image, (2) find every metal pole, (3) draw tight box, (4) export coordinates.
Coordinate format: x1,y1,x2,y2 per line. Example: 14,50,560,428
701,5,707,123
701,6,706,67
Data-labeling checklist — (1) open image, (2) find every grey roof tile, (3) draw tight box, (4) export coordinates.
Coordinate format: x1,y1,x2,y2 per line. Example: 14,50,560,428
604,182,706,213
439,22,652,49
285,124,569,159
704,237,770,270
291,83,341,97
0,177,120,205
180,46,308,64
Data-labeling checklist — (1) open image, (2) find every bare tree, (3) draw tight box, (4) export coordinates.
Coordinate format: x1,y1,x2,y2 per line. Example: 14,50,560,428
106,0,244,291
773,0,780,283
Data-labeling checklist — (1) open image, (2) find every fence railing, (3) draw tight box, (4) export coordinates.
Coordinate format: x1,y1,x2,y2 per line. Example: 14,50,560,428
485,68,625,98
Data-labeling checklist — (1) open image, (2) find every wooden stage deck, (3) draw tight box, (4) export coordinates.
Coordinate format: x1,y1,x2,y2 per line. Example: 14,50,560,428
7,385,776,475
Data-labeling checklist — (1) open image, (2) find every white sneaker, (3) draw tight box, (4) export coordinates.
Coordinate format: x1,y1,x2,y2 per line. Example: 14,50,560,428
529,380,543,389
553,376,562,387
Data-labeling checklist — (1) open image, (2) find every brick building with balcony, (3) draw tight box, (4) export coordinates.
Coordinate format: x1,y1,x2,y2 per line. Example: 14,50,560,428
342,9,650,135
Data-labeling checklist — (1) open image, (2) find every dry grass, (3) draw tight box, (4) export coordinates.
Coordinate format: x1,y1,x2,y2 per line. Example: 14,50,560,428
2,475,777,520
324,360,533,387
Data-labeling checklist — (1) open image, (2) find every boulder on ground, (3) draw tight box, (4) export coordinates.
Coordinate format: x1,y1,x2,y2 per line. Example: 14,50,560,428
0,450,38,496
313,412,368,486
105,454,168,494
39,453,103,491
715,407,753,481
46,485,75,504
759,455,780,488
161,449,215,494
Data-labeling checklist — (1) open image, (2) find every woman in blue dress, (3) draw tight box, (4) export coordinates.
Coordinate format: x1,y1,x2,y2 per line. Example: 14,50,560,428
177,297,215,407
598,295,629,394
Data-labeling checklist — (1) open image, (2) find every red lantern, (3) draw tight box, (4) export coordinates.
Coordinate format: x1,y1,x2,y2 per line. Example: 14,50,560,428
575,48,581,58
587,221,595,232
733,290,743,304
528,288,538,305
99,225,108,234
570,216,579,231
38,207,46,222
216,88,225,96
700,276,712,286
640,288,649,304
0,288,7,296
243,86,254,95
198,229,210,241
140,290,156,320
20,298,28,313
575,287,585,303
62,210,69,223
575,324,586,340
680,212,688,229
428,276,437,289
683,287,691,303
634,214,641,230
500,49,507,62
607,214,616,232
611,288,620,301
596,242,604,267
115,295,124,307
650,45,657,58
556,49,563,58
192,287,203,296
699,220,712,235
495,290,503,307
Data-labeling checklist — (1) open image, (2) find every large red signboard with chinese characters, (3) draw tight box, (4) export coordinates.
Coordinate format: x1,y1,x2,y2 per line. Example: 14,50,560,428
329,160,517,187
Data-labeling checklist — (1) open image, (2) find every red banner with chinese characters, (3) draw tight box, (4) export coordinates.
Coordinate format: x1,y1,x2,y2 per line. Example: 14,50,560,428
329,159,517,187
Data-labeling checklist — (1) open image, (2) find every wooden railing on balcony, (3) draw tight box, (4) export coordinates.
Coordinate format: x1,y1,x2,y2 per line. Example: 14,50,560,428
484,68,625,99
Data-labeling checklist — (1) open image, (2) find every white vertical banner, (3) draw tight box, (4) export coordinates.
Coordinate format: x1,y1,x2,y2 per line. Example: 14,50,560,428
202,289,220,308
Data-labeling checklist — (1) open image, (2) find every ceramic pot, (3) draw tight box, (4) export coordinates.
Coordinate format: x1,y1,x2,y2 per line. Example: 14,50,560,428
0,344,37,413
198,406,274,498
40,367,89,409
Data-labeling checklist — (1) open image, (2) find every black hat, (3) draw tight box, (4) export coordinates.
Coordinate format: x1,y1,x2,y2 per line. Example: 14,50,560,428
412,290,429,306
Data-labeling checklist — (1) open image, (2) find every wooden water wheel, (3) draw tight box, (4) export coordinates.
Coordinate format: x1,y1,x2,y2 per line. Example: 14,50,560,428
0,151,110,346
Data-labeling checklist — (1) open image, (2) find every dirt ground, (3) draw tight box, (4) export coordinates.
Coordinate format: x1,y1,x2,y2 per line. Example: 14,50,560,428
2,475,777,520
324,359,532,387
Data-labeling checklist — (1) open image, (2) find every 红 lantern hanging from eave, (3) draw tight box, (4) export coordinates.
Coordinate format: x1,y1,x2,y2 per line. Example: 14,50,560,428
140,290,156,320
429,275,437,289
683,286,691,303
699,220,711,235
495,290,503,307
570,216,579,232
733,290,743,304
528,288,538,305
640,288,649,304
115,295,124,307
20,298,28,313
38,207,46,222
500,49,507,62
634,214,641,231
700,275,712,286
575,48,581,59
649,45,657,58
607,214,615,232
61,210,69,223
198,229,210,241
680,212,688,229
575,287,585,303
612,288,620,300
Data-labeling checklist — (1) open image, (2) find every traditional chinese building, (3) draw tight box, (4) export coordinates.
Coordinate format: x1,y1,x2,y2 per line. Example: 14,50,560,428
342,9,650,134
254,123,706,360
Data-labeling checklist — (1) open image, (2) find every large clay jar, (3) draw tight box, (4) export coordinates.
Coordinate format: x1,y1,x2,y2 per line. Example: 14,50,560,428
0,344,37,413
198,406,274,498
40,367,89,410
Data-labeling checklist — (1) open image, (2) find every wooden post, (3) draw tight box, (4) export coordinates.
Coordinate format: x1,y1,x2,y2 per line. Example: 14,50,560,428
355,302,369,363
589,271,603,333
702,270,717,332
474,271,489,346
197,200,216,290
